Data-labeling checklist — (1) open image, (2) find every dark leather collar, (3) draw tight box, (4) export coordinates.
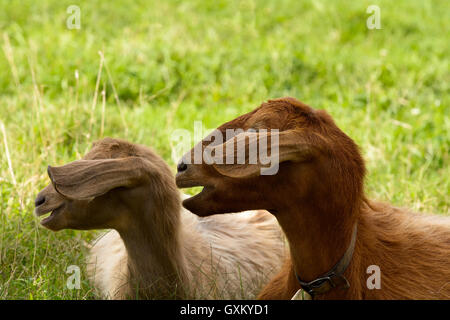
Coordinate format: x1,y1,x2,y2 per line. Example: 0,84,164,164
295,223,357,298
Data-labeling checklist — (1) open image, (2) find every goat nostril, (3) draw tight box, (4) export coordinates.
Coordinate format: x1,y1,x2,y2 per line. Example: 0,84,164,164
177,161,188,173
35,195,46,207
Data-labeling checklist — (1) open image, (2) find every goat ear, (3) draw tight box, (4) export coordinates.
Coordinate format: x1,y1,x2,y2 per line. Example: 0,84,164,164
206,130,318,178
47,157,150,200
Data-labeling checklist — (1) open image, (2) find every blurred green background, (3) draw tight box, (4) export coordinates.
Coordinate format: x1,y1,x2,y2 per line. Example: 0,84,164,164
0,0,448,299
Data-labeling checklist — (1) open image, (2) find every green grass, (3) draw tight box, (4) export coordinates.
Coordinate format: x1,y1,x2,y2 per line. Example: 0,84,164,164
0,0,448,299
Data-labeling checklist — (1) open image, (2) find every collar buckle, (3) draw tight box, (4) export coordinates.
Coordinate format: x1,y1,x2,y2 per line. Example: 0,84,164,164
298,275,335,297
298,273,350,297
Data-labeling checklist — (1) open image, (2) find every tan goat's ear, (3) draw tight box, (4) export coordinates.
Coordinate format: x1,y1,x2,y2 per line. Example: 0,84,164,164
47,157,150,200
206,130,318,178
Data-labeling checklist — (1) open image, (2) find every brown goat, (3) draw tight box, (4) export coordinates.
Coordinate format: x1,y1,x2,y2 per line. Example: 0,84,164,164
175,97,450,299
34,138,286,299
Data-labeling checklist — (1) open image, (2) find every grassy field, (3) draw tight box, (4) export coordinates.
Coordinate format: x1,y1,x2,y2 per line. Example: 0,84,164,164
0,0,448,299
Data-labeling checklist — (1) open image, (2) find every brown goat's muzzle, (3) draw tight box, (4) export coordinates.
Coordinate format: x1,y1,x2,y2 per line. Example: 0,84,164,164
176,166,216,216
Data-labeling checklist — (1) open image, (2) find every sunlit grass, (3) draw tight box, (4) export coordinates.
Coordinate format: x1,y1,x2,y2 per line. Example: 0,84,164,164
0,0,448,299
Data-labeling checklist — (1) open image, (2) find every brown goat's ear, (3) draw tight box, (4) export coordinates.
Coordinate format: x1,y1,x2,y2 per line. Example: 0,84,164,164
206,130,319,178
47,157,150,200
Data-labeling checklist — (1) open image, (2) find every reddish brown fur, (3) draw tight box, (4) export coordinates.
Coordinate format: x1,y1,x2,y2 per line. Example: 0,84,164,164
176,97,450,300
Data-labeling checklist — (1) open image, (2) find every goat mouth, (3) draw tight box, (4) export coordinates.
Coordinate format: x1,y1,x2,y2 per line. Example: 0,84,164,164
175,176,205,189
37,205,64,226
190,185,213,197
177,181,214,196
175,176,216,214
181,186,215,216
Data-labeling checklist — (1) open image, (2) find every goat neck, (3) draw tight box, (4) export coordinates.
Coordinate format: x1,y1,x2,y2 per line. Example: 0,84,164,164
274,189,362,298
115,181,188,299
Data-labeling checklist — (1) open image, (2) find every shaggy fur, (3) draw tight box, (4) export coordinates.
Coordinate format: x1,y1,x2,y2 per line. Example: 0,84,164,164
175,97,450,300
35,138,286,299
